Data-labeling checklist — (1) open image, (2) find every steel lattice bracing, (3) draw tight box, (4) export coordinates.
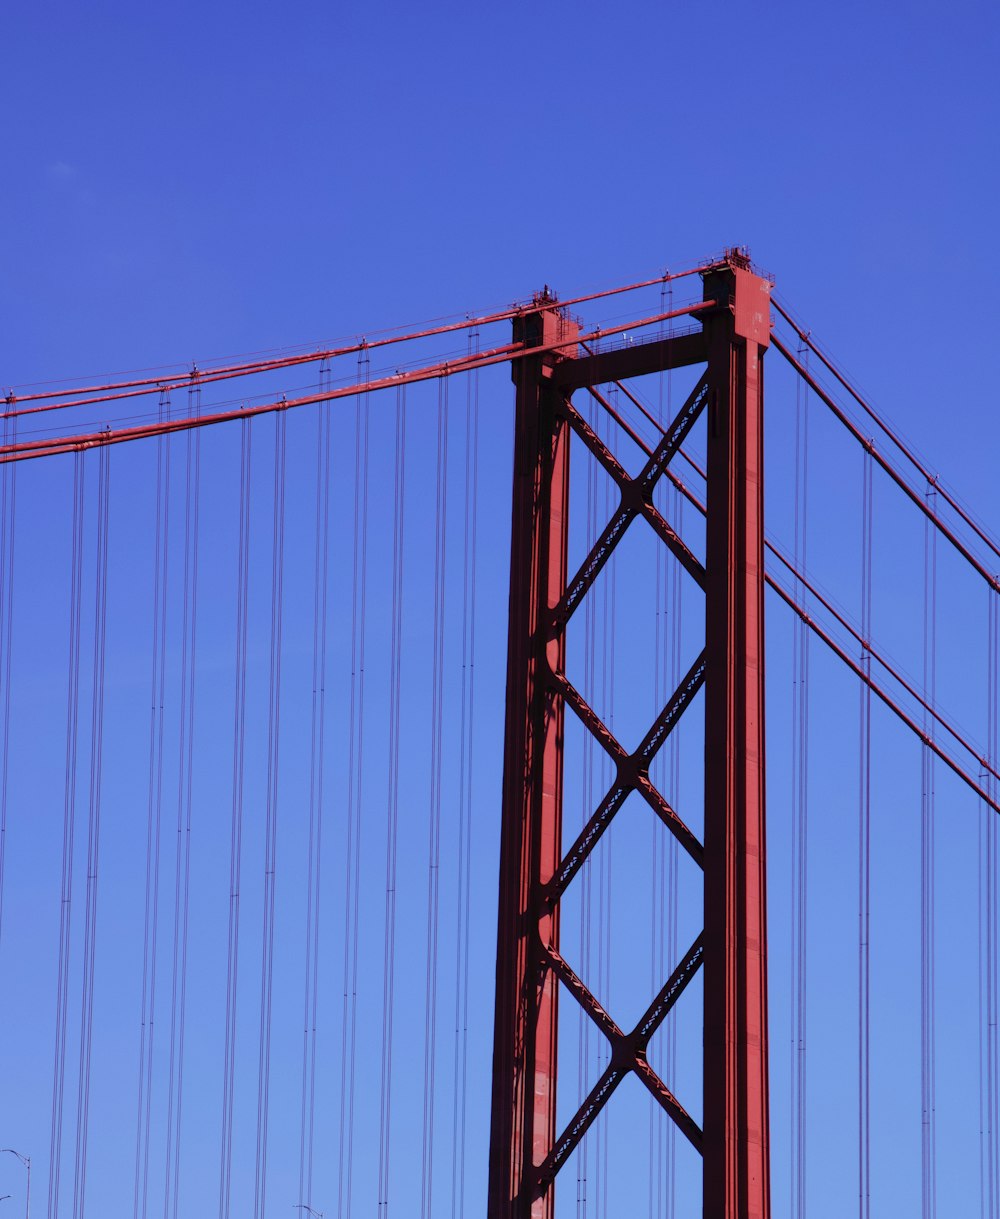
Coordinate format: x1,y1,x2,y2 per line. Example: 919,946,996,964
488,255,773,1218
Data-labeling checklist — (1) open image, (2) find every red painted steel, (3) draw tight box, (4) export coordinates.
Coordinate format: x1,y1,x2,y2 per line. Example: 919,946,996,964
489,254,775,1218
487,298,578,1219
0,303,714,465
702,257,773,1219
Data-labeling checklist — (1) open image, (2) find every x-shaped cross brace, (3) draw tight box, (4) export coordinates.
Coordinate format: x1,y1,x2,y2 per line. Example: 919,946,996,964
534,374,711,1178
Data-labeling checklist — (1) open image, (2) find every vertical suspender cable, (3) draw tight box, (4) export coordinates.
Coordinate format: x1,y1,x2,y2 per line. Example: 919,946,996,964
603,408,617,1219
253,406,287,1218
665,482,682,1219
164,378,201,1219
986,588,1000,1218
421,376,449,1219
594,386,618,1217
664,278,679,1219
135,394,171,1219
649,277,673,1219
300,363,332,1213
578,391,598,1219
449,337,479,1219
72,438,111,1219
219,418,253,1219
650,447,664,1219
921,483,938,1219
339,346,370,1219
595,391,612,1216
377,382,407,1214
0,408,16,953
791,347,810,1219
858,447,873,1219
982,668,988,1219
48,452,85,1219
993,588,1000,1218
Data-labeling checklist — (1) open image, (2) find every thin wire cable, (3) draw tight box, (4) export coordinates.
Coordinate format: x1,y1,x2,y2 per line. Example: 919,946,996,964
577,388,598,1219
299,366,332,1214
987,589,1000,1218
4,263,716,412
773,297,1000,567
219,418,253,1219
48,451,85,1219
71,438,111,1219
421,376,449,1219
921,483,938,1219
338,347,371,1219
134,398,171,1219
0,409,15,954
791,345,810,1219
649,433,664,1219
665,277,679,1219
253,408,287,1218
377,382,407,1215
449,338,479,1219
665,482,682,1219
858,448,873,1219
0,303,715,465
772,336,1000,596
164,382,201,1219
601,395,617,1219
593,384,1000,796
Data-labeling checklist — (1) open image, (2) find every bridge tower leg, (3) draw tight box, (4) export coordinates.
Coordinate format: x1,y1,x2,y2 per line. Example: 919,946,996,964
702,260,772,1219
488,256,772,1219
487,298,578,1219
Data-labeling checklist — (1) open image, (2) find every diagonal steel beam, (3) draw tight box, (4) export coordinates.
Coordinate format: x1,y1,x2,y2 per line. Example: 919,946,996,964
553,499,633,632
552,377,710,631
636,373,709,495
634,934,705,1046
548,652,707,894
560,395,631,486
544,944,623,1045
633,1055,702,1149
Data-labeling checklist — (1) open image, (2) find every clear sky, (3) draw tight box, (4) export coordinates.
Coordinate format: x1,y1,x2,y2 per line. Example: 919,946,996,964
2,3,1000,1218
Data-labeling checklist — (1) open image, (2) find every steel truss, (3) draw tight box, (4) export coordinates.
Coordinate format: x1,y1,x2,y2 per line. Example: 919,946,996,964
488,254,773,1219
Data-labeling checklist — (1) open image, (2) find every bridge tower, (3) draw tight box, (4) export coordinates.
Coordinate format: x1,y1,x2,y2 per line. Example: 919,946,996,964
488,253,773,1219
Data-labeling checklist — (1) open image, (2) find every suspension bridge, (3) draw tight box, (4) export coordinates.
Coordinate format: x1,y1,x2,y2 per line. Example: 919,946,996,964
0,250,997,1218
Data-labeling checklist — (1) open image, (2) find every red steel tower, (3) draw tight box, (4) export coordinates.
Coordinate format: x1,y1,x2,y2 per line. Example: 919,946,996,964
488,253,772,1219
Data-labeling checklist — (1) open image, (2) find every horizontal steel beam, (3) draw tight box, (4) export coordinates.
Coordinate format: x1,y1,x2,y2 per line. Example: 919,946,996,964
551,329,707,390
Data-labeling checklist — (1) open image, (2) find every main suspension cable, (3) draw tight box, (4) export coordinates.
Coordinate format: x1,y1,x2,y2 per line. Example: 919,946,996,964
772,336,1000,596
773,297,1000,567
0,303,716,466
4,262,718,413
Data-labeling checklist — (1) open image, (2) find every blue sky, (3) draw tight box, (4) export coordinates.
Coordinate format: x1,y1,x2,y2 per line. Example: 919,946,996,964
3,3,1000,1217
